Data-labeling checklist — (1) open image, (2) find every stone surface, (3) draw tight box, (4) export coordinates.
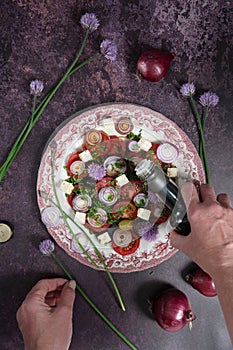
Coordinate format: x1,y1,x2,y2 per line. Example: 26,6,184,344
0,1,232,349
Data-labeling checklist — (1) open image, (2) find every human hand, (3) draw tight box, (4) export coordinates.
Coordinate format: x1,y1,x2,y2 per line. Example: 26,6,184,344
16,278,76,350
170,183,233,278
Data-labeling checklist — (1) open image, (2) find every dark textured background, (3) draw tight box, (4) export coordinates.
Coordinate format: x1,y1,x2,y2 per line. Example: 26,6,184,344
0,1,232,349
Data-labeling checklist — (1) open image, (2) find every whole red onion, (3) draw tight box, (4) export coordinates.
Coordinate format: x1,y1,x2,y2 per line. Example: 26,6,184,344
152,288,195,332
185,267,217,297
136,49,175,82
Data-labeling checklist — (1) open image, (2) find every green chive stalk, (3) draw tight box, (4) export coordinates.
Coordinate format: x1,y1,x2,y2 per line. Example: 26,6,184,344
0,30,103,183
50,252,137,350
50,149,126,312
190,96,210,184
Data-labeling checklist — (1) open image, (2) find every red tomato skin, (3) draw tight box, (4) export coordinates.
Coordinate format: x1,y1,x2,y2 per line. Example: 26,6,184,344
112,200,137,220
95,177,115,193
85,222,110,233
119,180,144,200
112,236,140,256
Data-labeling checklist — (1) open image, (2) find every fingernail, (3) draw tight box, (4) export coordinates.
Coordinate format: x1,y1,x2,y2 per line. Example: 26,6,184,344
68,280,76,290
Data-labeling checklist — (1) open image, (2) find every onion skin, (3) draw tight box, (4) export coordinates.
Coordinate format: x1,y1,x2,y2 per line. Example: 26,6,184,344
185,267,217,297
152,288,196,332
137,49,175,82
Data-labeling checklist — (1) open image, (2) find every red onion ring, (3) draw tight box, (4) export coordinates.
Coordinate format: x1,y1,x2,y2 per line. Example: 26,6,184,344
72,194,92,212
115,117,133,134
98,186,118,206
112,229,133,247
70,160,85,175
87,208,108,227
41,206,61,227
156,143,178,163
86,130,102,145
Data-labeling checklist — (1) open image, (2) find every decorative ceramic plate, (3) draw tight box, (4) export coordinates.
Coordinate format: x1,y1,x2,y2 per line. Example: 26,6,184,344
37,103,205,273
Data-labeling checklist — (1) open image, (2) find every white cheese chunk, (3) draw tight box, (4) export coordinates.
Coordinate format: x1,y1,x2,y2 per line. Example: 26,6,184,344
137,137,152,152
74,212,86,225
79,150,93,162
137,208,151,221
167,167,178,178
102,117,116,134
60,181,74,195
97,232,111,245
116,174,129,187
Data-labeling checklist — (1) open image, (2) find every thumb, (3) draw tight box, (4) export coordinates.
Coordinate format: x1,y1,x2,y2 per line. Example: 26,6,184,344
57,280,76,310
170,230,187,250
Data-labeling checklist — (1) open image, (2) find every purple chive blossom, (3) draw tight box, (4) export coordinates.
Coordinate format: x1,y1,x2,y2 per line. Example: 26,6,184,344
39,239,55,256
30,80,44,96
180,83,196,97
137,222,159,242
199,92,219,107
147,190,158,204
100,39,117,61
80,13,100,33
87,162,106,180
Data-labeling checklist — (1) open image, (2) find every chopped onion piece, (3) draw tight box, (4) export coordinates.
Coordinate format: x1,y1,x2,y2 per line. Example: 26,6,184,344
41,206,61,227
113,229,133,247
156,143,178,163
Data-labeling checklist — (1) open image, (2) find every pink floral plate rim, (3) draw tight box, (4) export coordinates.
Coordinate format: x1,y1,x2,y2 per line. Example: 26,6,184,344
37,102,205,273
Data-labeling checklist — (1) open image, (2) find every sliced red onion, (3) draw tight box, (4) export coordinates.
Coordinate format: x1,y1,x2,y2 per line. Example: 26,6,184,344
72,194,92,212
115,117,133,134
70,160,85,175
128,140,141,153
86,130,102,145
104,156,126,176
112,229,132,247
87,208,108,227
98,186,118,206
41,206,61,227
156,143,179,163
70,233,90,254
133,193,149,207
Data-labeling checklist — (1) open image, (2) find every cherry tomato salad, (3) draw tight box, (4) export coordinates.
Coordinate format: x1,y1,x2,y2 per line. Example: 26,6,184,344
61,117,179,256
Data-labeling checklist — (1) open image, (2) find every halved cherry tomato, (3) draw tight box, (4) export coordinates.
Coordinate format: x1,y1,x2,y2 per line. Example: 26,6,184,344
85,222,110,233
112,234,140,256
67,184,80,208
95,176,115,193
119,180,144,200
112,200,137,221
67,152,81,177
107,138,127,157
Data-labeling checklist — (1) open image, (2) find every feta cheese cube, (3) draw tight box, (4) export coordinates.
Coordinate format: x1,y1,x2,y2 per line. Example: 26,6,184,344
97,232,111,245
60,181,74,195
167,167,178,178
137,208,151,221
137,137,152,152
102,117,116,134
74,212,86,225
79,150,93,162
116,174,129,187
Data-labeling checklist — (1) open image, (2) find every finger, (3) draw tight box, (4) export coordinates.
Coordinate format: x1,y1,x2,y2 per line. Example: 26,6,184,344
180,182,199,214
170,230,188,250
56,280,76,310
199,184,216,203
26,278,68,301
217,193,232,208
